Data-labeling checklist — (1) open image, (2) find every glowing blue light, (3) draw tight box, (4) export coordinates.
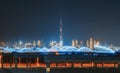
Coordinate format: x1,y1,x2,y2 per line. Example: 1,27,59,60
76,47,93,52
1,45,116,54
94,45,115,53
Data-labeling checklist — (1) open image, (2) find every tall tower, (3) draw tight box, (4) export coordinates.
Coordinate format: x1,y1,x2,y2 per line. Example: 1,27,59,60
90,37,94,49
75,40,78,47
86,40,89,48
38,40,41,47
59,18,63,47
72,40,75,47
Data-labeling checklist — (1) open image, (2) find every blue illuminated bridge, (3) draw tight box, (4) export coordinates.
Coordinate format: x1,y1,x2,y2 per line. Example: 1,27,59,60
0,45,120,73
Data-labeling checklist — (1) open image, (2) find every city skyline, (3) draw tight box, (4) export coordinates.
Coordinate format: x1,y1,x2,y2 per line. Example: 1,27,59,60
1,1,120,73
0,0,120,46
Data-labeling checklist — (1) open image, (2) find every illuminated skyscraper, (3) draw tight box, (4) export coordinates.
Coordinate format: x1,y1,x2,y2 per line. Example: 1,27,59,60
13,42,17,49
94,40,96,45
96,41,100,45
75,40,78,47
72,40,75,47
86,40,89,48
80,40,83,46
37,40,41,47
33,41,36,47
94,40,100,46
25,42,32,48
59,18,63,47
110,44,113,49
19,40,23,48
90,37,94,49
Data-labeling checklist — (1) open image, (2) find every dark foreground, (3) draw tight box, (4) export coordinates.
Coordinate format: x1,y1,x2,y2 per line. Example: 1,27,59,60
0,68,120,73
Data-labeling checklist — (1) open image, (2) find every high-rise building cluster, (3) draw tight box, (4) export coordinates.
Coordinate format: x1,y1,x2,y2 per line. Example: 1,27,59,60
0,18,111,50
72,37,100,49
72,40,83,48
17,40,42,48
0,40,42,49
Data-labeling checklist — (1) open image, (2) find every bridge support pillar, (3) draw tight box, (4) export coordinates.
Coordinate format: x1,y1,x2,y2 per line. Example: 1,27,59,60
46,62,50,73
56,63,58,67
81,62,83,68
18,57,20,67
29,58,31,67
36,57,39,66
114,62,118,68
94,63,97,68
10,58,12,68
15,58,18,68
26,58,28,68
102,62,104,68
71,62,74,68
1,56,3,69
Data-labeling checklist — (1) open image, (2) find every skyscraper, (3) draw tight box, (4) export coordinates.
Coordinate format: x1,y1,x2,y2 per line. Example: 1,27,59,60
90,37,94,49
33,41,36,47
72,40,75,47
80,40,83,47
59,18,63,47
86,40,89,48
75,40,78,47
38,40,41,47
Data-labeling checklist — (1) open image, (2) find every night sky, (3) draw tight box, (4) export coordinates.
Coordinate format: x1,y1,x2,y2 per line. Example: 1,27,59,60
0,0,120,45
